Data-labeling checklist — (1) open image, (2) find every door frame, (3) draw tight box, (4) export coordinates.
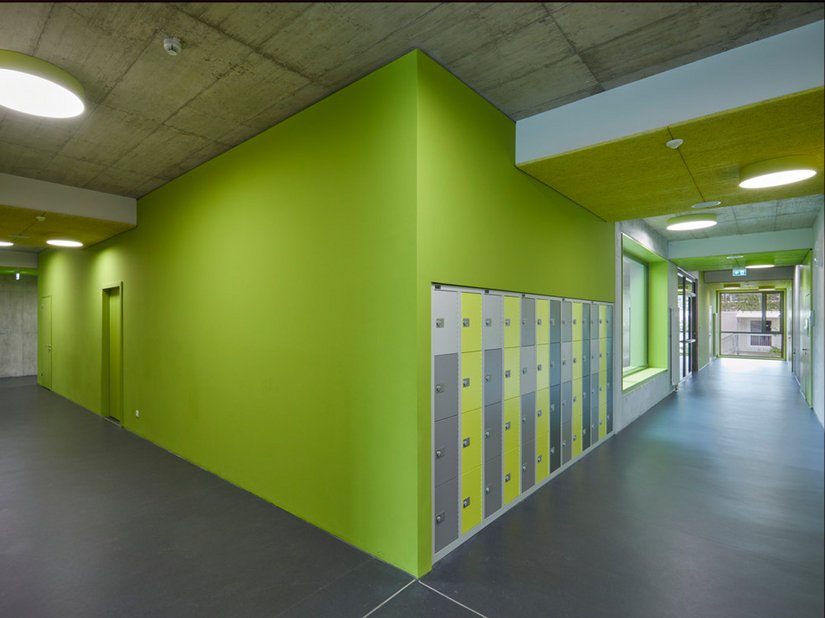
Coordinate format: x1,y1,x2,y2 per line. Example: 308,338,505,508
716,289,786,360
101,282,123,422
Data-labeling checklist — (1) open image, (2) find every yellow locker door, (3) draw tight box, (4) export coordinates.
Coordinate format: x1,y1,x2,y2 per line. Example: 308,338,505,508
503,347,521,400
460,407,482,472
503,447,520,504
460,465,482,533
572,343,583,382
536,431,549,482
599,338,607,376
536,344,549,390
572,378,583,457
461,292,482,352
503,296,521,348
599,383,608,439
461,351,482,413
503,396,521,453
536,387,550,436
535,299,549,345
572,302,583,342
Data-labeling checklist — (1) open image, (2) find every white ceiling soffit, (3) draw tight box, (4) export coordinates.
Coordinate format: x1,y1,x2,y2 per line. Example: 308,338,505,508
0,172,136,224
515,20,825,164
668,228,814,260
0,249,37,269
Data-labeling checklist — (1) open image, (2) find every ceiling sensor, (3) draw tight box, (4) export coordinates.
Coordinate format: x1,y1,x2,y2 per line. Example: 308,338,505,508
691,200,721,209
665,138,684,149
163,37,182,56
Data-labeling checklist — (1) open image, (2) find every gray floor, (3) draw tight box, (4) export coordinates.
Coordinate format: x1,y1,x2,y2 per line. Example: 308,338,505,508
1,359,823,617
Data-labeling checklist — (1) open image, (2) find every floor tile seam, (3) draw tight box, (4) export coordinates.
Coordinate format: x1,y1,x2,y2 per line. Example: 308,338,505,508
360,578,417,618
417,581,490,617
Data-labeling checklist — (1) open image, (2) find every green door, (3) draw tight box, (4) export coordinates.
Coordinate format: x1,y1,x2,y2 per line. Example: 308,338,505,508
38,296,52,389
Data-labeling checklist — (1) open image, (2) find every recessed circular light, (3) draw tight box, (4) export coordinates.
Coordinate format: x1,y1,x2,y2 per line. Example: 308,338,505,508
725,255,744,259
0,241,14,247
739,156,817,189
747,264,774,269
691,200,721,209
0,50,85,118
47,239,83,248
666,214,718,231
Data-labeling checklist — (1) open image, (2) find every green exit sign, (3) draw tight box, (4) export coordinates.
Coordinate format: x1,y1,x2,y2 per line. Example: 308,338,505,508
732,268,747,277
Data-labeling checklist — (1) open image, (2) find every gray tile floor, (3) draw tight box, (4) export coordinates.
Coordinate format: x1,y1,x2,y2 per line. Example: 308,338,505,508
1,359,822,617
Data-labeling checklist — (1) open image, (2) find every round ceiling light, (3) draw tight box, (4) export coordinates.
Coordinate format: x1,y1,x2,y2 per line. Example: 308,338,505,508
0,241,14,247
0,50,85,118
739,156,817,189
691,200,721,209
47,239,83,248
666,214,718,231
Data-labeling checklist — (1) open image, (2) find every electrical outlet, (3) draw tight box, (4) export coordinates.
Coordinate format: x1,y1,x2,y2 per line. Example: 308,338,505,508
135,409,140,418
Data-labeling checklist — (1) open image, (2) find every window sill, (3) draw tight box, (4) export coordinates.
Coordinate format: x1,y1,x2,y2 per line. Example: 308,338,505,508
622,367,667,392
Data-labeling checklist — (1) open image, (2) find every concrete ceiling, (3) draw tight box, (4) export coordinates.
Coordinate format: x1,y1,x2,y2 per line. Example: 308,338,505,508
1,2,823,199
671,248,810,272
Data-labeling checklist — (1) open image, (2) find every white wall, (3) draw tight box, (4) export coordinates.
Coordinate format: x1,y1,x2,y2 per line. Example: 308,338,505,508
812,205,824,427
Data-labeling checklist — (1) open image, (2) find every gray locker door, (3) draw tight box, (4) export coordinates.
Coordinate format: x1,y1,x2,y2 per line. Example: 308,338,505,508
582,303,591,341
561,342,572,383
550,342,561,386
521,297,536,347
591,339,600,374
434,477,458,553
581,339,590,376
432,289,459,356
561,381,572,464
521,391,536,445
549,299,561,344
434,415,459,486
434,354,458,421
550,384,561,472
582,375,591,449
590,305,598,339
484,401,502,462
606,343,613,374
484,455,502,517
561,301,572,342
483,348,503,405
483,294,503,350
520,345,537,395
607,379,614,434
591,382,600,445
521,440,535,491
606,305,614,336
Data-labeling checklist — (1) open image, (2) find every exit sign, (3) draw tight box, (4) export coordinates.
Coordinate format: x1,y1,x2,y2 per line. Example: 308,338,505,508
732,268,747,277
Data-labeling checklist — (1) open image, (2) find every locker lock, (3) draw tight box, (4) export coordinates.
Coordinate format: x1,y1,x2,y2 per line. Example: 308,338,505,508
505,370,511,378
600,420,603,425
550,446,555,454
485,318,492,326
537,364,542,371
591,423,595,429
505,421,511,430
537,455,542,463
537,409,542,417
485,374,491,383
436,318,444,328
435,512,444,524
537,318,542,325
550,361,554,368
572,357,577,363
562,360,566,366
435,383,445,394
522,367,527,375
573,435,577,441
463,437,471,448
435,448,445,458
522,416,526,423
485,430,491,438
562,440,567,446
522,464,526,471
463,378,471,388
463,318,470,328
463,497,471,508
505,473,511,482
550,319,555,326
550,404,555,412
573,395,577,402
521,319,525,325
485,486,491,494
583,428,587,435
505,318,511,326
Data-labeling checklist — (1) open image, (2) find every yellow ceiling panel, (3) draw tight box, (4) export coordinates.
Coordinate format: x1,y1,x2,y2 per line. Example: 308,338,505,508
519,128,703,221
0,203,134,249
673,88,824,206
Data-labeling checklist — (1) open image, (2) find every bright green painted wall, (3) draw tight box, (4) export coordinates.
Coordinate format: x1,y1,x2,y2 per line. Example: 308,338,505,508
40,54,421,574
649,262,670,368
697,278,713,368
413,52,614,575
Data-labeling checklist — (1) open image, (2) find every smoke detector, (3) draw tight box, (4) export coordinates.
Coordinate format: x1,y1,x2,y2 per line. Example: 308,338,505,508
163,37,182,56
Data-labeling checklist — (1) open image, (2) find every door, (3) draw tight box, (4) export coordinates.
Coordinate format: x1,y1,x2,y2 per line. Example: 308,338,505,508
800,291,812,405
102,286,123,422
719,290,785,360
38,296,52,389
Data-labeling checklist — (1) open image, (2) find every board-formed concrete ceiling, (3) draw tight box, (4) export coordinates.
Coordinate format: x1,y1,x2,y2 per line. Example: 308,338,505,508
1,2,822,198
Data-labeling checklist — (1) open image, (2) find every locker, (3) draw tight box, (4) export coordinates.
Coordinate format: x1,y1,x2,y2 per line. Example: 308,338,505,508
535,298,550,345
483,401,502,462
599,304,607,339
591,338,600,375
460,465,482,534
606,305,614,337
572,378,583,458
549,299,561,344
561,381,572,464
482,294,503,350
520,297,535,348
550,342,561,386
606,344,613,375
607,378,614,434
503,447,520,504
582,303,591,341
432,289,459,356
433,415,458,486
520,345,537,395
434,353,458,422
590,380,600,445
581,339,590,376
599,339,607,376
535,387,550,436
483,348,503,405
572,302,583,342
484,455,502,517
503,347,521,400
460,407,482,473
599,382,607,439
503,397,521,453
461,292,482,353
521,439,535,491
572,343,582,381
536,431,549,483
521,391,536,447
503,296,521,348
536,344,550,390
561,301,572,342
433,477,458,553
461,351,482,413
590,304,598,338
550,384,562,472
561,342,572,383
582,375,591,450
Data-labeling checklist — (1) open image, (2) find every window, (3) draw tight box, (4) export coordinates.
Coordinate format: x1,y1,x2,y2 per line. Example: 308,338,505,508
622,255,648,373
749,320,771,346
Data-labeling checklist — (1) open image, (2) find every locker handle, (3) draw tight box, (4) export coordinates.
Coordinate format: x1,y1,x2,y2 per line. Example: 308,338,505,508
463,497,471,508
505,473,511,482
573,396,577,402
505,370,511,378
435,384,445,394
521,319,525,325
550,319,555,326
572,357,577,363
505,421,511,430
573,435,577,441
463,318,470,327
485,430,491,438
522,416,526,423
485,486,491,494
463,378,471,388
537,364,542,371
573,319,577,324
435,448,445,458
522,464,526,471
550,361,554,368
436,318,444,328
463,437,471,448
583,428,587,435
485,318,492,326
485,374,491,383
562,360,566,366
537,409,542,417
435,512,444,524
537,455,542,463
562,440,567,446
522,367,527,375
550,404,555,412
505,318,511,326
550,446,555,454
600,420,603,425
537,318,542,325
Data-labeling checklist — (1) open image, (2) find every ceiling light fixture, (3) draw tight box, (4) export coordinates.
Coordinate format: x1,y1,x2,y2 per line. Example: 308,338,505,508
0,241,14,247
725,255,744,259
738,156,817,189
666,214,718,231
46,239,83,248
0,50,85,118
747,263,774,269
691,200,721,209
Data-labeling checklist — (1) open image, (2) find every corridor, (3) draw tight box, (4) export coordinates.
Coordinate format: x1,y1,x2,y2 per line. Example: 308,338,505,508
1,359,822,617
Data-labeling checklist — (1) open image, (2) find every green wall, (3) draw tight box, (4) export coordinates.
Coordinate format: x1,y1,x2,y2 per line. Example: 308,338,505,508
413,52,614,574
697,277,713,368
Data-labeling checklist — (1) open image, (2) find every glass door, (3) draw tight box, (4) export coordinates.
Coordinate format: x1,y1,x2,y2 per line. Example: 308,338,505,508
677,273,697,380
718,291,784,359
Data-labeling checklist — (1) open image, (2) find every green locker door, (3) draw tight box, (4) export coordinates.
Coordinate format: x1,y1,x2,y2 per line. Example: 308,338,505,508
38,296,52,390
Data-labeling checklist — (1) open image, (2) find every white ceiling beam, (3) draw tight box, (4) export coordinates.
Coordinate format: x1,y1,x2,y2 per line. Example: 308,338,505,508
668,228,814,259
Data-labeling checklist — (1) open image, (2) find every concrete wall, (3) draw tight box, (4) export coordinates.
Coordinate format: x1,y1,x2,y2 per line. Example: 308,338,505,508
812,205,824,427
0,274,37,377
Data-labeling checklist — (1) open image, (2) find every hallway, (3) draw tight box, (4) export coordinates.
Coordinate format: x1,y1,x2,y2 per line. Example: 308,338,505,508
1,359,822,617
